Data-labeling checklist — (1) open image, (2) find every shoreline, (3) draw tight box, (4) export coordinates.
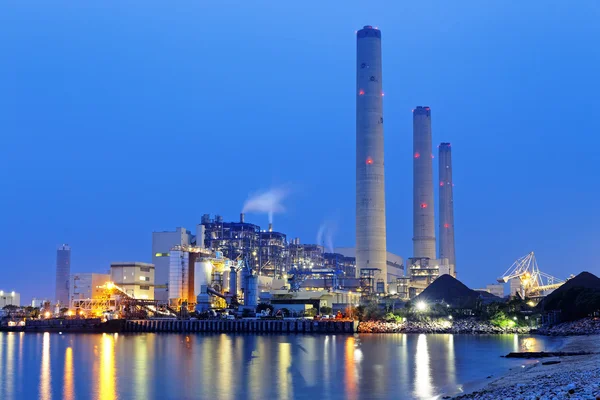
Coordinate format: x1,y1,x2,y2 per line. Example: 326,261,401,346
451,334,600,399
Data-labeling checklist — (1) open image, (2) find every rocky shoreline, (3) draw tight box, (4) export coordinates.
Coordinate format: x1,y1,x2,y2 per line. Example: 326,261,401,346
451,335,600,400
357,318,531,334
536,318,600,336
357,317,600,336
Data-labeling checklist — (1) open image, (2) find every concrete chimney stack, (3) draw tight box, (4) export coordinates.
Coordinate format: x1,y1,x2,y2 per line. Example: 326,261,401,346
240,213,245,223
355,25,387,291
412,106,436,260
439,142,456,276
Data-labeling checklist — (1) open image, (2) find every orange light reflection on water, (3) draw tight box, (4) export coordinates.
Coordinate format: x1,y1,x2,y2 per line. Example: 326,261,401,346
39,332,51,400
64,347,74,400
99,333,116,400
344,336,357,400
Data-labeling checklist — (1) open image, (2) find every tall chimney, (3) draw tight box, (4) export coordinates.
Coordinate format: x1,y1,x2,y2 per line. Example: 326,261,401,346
412,106,436,260
240,213,245,223
439,142,456,277
355,25,387,292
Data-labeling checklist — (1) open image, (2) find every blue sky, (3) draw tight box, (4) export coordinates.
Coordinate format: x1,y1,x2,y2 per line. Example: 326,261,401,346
1,1,599,302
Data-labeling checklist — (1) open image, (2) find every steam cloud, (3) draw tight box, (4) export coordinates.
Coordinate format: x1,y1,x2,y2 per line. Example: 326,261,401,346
242,186,290,224
316,219,337,253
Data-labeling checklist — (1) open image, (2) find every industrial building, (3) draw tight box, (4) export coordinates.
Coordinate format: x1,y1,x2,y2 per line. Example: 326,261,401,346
168,245,212,307
55,244,71,306
152,227,191,301
289,241,325,270
439,142,457,277
355,25,388,292
110,262,155,300
334,247,404,292
0,290,20,307
69,273,110,303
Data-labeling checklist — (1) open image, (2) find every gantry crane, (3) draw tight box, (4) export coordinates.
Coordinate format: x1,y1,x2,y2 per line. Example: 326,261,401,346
497,252,568,298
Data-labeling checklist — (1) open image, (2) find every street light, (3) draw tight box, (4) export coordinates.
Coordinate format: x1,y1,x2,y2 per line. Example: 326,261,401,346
416,301,427,311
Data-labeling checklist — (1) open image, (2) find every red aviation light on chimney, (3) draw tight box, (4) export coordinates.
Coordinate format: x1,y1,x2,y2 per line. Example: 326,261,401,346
444,223,450,228
366,157,373,165
431,154,434,159
359,89,365,96
414,152,420,158
440,182,444,186
381,92,385,97
420,203,428,209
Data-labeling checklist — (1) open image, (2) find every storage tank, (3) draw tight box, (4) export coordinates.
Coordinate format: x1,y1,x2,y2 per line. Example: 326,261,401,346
245,275,258,308
194,261,213,296
229,267,238,296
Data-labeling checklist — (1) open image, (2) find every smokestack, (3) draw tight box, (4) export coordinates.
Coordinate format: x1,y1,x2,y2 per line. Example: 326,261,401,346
439,142,456,277
268,223,273,232
412,106,436,260
240,213,245,223
356,25,387,292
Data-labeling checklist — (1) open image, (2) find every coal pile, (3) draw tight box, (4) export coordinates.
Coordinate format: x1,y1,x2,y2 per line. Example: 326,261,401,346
539,271,600,320
414,274,481,308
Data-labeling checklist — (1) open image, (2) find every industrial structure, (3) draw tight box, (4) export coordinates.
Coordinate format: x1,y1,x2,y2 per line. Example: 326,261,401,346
110,262,155,300
0,290,20,308
69,273,110,302
152,227,191,302
55,244,71,306
412,107,436,260
439,142,457,277
498,252,568,298
355,25,388,293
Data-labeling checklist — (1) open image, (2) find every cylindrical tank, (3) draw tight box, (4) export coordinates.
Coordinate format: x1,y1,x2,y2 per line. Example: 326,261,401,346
194,261,213,296
229,267,238,296
246,275,258,308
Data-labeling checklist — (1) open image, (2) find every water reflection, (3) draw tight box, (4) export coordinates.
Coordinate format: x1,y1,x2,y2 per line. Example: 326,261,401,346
99,333,116,400
344,336,358,400
63,347,74,400
39,332,51,400
0,333,564,400
414,334,432,399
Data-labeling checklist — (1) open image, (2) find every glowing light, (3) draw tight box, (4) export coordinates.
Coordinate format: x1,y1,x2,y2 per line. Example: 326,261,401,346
527,301,535,307
448,315,453,320
66,310,73,317
366,158,373,165
444,223,450,228
358,89,365,96
381,92,385,96
420,203,428,209
44,311,51,318
414,152,420,158
431,154,434,159
440,182,444,186
106,282,115,290
416,301,427,311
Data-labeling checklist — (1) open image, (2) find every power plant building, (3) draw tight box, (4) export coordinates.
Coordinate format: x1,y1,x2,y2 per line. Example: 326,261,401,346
110,262,155,300
152,227,191,301
0,290,20,307
355,25,387,291
439,142,457,277
55,244,71,306
69,273,110,303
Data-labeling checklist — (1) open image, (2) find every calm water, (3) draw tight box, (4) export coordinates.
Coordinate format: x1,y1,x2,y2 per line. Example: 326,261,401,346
0,331,561,400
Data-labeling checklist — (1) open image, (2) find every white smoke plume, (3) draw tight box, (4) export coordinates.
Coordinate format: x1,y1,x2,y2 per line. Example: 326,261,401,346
242,186,290,224
316,219,337,253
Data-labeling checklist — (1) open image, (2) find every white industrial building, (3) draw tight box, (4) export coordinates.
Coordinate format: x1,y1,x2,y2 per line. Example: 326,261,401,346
0,290,20,307
69,273,111,304
110,262,155,300
334,247,404,291
152,227,191,301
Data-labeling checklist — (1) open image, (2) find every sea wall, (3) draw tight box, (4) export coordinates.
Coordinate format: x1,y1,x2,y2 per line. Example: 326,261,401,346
124,319,358,334
358,318,531,334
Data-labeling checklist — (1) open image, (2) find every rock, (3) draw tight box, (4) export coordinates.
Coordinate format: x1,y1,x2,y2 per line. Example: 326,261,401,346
542,361,561,365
